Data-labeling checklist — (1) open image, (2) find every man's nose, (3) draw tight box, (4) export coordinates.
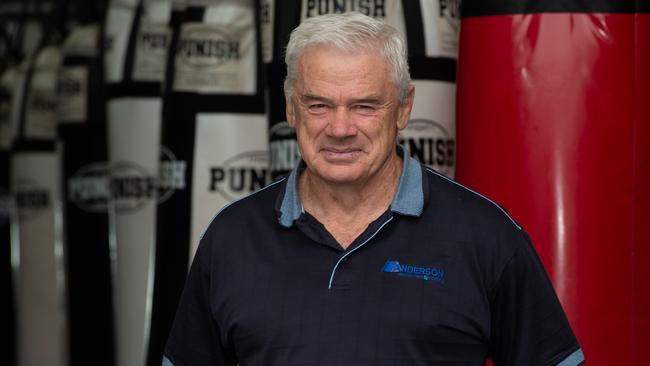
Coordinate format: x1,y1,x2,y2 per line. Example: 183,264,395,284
326,106,357,138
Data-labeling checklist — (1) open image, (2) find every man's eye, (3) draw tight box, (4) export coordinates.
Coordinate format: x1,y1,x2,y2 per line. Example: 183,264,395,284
353,105,376,112
308,104,328,112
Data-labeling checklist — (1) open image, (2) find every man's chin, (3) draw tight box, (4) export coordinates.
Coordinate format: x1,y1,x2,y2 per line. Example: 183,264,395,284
310,166,364,185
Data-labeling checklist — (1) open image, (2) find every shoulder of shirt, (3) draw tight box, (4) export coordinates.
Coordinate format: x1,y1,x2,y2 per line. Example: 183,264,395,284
422,167,534,295
422,166,523,232
198,176,287,242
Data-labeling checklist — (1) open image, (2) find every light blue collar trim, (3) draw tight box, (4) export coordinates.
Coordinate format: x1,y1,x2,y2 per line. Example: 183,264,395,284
278,145,423,228
391,145,424,217
278,161,305,227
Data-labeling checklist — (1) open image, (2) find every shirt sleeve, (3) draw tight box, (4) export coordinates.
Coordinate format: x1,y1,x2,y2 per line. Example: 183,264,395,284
488,231,584,366
163,240,237,366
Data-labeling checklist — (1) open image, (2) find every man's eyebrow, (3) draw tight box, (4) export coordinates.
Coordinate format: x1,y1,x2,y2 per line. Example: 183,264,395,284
300,93,331,103
299,93,384,104
351,95,383,104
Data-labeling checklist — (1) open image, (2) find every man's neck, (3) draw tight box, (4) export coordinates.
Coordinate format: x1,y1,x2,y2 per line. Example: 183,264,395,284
298,153,403,247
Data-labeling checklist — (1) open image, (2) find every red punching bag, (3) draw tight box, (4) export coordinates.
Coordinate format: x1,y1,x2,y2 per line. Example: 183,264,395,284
456,1,649,365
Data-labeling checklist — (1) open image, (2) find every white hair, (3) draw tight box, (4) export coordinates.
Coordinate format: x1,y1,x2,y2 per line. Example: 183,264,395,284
284,12,411,103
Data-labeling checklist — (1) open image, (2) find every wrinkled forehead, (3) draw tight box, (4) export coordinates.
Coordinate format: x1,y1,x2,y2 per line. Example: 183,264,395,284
294,44,391,82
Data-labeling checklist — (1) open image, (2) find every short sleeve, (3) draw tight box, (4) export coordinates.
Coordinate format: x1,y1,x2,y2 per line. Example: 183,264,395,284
488,231,584,366
163,240,237,366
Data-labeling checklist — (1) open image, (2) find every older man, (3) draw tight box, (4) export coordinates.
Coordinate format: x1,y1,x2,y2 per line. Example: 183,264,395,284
163,12,583,366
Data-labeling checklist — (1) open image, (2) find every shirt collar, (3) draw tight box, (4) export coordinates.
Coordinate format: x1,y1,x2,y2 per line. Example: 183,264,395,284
277,145,423,228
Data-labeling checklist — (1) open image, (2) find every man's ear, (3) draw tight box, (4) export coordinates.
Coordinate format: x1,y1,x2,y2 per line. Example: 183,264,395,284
396,84,415,131
286,96,296,128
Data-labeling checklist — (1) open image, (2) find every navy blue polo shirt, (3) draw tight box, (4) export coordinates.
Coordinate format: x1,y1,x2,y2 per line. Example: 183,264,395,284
164,146,584,366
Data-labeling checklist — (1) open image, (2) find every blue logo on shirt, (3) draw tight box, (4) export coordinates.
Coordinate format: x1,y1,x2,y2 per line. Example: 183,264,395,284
382,260,445,283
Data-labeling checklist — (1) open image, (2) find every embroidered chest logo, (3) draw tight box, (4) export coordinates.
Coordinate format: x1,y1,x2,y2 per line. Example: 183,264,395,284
382,260,445,283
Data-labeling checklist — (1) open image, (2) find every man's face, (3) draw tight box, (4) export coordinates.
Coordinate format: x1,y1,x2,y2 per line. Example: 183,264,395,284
286,45,414,185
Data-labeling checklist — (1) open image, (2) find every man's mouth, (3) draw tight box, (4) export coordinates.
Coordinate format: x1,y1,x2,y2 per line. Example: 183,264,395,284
320,147,362,162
